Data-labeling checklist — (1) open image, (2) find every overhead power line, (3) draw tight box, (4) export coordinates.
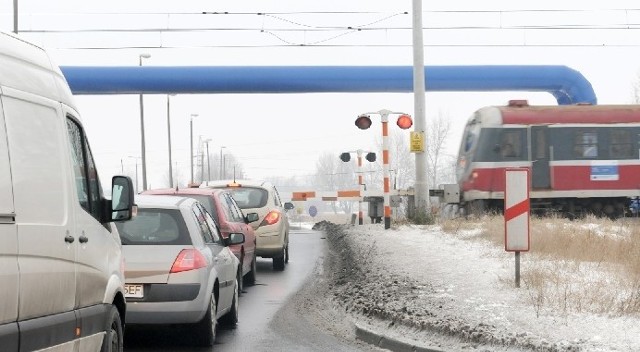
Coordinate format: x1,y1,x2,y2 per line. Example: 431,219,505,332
13,7,640,49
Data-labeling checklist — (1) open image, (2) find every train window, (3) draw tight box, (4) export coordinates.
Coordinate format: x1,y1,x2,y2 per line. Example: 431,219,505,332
500,130,521,158
574,131,598,158
610,130,632,158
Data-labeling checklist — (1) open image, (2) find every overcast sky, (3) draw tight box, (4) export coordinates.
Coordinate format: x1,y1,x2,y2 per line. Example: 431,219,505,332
2,1,640,192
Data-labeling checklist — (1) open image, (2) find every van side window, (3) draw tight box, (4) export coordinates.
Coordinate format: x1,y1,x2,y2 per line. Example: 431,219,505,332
66,118,102,220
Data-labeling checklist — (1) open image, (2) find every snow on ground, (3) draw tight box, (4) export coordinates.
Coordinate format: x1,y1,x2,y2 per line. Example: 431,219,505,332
313,221,640,352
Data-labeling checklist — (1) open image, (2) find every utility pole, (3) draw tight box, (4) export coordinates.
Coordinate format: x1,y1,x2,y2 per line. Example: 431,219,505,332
412,0,430,218
13,0,18,34
190,114,198,184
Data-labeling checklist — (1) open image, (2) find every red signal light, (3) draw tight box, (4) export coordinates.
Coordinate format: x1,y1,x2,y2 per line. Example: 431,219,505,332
355,114,372,130
396,114,413,129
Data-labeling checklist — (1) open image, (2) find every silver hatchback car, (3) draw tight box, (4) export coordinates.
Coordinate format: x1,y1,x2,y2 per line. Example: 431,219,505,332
115,195,243,346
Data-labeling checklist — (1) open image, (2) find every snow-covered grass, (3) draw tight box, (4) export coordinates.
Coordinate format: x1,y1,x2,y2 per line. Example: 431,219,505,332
321,216,640,351
440,215,640,316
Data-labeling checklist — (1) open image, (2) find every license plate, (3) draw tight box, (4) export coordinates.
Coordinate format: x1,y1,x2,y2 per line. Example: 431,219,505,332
124,284,144,298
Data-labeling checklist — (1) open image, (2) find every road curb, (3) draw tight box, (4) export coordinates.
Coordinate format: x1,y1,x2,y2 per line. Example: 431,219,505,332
355,323,446,352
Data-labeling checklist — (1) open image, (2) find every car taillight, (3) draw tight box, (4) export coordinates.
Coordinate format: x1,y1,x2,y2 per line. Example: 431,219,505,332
260,210,281,226
170,249,208,273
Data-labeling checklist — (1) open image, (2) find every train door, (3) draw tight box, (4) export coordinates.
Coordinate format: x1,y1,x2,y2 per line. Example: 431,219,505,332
531,126,550,188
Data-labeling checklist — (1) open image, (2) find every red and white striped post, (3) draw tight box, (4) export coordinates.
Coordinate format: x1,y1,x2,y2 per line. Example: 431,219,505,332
356,149,364,225
504,168,531,288
381,114,392,229
357,109,411,230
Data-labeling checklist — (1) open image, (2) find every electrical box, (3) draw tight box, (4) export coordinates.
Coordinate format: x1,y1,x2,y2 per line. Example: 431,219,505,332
443,184,460,204
390,195,402,207
366,197,384,218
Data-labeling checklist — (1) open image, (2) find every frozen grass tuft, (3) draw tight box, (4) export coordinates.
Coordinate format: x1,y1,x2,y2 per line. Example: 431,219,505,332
441,215,640,316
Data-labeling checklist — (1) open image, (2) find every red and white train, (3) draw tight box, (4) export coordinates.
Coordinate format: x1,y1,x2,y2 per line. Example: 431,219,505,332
447,100,640,218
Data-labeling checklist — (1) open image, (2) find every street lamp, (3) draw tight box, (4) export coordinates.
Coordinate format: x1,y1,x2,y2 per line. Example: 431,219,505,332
166,94,176,187
355,109,412,229
219,146,226,179
138,53,151,191
190,113,198,185
203,139,212,185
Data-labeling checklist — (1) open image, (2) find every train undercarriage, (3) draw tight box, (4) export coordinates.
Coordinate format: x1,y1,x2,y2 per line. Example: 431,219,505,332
461,196,631,219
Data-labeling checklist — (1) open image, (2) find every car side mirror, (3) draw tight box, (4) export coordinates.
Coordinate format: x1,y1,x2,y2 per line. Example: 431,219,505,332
284,202,294,210
225,232,245,246
245,212,259,224
108,176,135,222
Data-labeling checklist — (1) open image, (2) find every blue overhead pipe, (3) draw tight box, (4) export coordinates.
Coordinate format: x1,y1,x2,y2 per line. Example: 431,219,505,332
60,65,597,105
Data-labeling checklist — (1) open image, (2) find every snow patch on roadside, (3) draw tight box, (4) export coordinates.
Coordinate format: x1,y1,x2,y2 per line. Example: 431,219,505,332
320,222,640,352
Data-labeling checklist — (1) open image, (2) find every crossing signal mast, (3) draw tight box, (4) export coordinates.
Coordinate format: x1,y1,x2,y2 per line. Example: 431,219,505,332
355,113,413,130
354,109,413,229
339,152,376,163
340,150,376,225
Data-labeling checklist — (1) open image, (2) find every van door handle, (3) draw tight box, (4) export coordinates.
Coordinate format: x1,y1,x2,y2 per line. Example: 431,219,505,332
64,235,75,243
79,235,89,243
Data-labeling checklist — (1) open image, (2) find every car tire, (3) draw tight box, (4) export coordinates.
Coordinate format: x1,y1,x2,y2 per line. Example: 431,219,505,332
193,294,217,347
284,240,289,264
101,305,123,352
273,252,285,271
236,266,244,295
244,253,257,286
220,280,239,327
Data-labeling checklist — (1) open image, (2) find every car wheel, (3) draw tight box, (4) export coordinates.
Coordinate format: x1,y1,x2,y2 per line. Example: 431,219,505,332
100,305,123,352
284,240,289,264
220,279,239,327
273,251,285,271
193,294,217,347
236,266,244,295
244,252,257,286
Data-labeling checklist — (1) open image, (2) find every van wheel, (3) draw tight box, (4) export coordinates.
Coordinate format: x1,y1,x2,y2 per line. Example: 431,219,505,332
193,295,217,347
244,253,257,286
101,306,123,352
220,280,239,327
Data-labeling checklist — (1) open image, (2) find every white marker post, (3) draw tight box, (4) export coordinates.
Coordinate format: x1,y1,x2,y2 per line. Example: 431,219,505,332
504,168,530,288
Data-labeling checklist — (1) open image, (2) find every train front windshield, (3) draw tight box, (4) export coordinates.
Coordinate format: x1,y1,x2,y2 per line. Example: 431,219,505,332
456,114,481,181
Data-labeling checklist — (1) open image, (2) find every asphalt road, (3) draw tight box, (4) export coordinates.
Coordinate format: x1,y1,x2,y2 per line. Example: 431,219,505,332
123,227,378,352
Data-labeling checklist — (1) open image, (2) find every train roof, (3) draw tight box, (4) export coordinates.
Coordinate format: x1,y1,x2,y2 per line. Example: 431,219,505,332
492,103,640,125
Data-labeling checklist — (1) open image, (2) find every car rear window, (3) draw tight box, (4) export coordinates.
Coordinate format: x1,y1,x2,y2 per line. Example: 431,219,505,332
115,208,191,245
225,187,267,209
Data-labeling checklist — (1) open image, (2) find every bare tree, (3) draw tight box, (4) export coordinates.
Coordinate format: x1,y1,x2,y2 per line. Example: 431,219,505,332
314,152,356,214
206,152,244,180
426,111,452,188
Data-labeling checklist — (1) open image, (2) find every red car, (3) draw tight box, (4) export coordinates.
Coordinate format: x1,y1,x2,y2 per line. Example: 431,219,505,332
142,188,259,292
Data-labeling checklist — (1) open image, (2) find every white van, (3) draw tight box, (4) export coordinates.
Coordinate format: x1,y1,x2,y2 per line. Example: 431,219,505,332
0,32,135,351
